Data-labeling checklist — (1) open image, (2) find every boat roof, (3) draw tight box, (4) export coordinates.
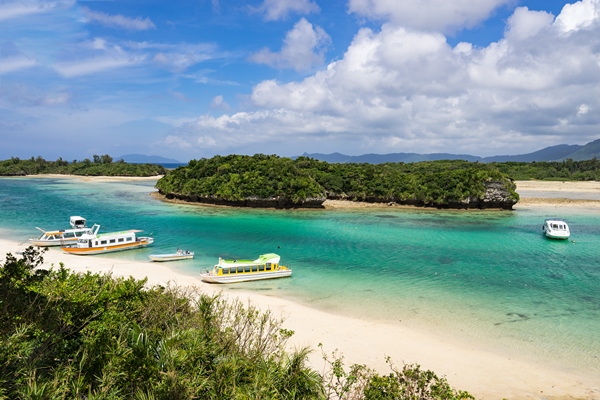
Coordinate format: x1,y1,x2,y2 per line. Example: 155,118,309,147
545,218,568,223
219,253,281,266
95,229,142,237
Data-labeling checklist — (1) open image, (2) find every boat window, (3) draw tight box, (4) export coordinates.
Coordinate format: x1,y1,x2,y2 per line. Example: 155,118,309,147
118,238,124,242
100,240,107,245
126,237,132,242
109,239,116,244
251,265,257,272
259,265,264,271
79,239,87,244
75,232,84,237
63,232,75,238
266,264,272,271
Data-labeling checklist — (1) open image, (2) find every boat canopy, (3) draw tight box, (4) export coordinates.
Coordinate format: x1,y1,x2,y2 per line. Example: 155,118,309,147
70,216,86,228
254,253,280,263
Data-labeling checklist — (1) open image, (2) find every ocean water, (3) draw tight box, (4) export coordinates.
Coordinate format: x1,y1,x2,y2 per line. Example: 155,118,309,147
1,177,599,377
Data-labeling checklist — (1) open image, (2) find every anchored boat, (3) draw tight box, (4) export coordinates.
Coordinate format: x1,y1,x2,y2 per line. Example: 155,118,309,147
200,253,292,284
61,228,154,255
542,219,570,240
149,249,194,262
29,216,97,247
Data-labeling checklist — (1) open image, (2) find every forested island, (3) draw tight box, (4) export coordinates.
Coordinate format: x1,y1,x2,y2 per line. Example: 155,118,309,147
0,155,166,177
155,154,520,210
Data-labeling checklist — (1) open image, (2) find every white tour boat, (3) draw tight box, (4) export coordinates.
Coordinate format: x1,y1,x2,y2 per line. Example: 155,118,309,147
29,216,97,247
200,253,292,284
148,249,194,262
542,219,570,240
61,228,154,255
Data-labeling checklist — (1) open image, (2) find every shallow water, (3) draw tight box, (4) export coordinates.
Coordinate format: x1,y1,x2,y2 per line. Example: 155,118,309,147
1,177,599,376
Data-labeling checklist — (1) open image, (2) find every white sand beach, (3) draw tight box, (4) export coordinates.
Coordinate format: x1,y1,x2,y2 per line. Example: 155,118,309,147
2,177,600,399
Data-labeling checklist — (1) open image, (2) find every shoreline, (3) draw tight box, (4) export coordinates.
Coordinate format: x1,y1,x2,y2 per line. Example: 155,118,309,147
1,239,598,399
9,174,600,209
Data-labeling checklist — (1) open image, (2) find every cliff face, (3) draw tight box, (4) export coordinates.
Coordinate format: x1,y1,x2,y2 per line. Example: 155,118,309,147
160,191,326,209
159,179,519,210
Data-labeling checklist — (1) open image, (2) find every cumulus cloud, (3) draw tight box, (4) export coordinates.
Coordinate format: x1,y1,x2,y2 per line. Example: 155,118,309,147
505,7,554,41
210,95,230,110
347,0,515,32
81,6,156,30
249,18,331,71
254,0,320,21
168,2,600,156
555,0,600,32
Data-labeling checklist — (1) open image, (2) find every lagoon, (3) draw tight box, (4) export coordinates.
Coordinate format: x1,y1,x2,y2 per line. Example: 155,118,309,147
1,176,600,382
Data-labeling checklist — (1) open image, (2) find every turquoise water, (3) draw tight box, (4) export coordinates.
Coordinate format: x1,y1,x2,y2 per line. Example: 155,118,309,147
1,177,599,376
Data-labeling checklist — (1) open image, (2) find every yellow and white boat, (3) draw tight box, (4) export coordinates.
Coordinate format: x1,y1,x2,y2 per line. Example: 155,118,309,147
200,253,292,284
29,216,98,247
61,228,154,255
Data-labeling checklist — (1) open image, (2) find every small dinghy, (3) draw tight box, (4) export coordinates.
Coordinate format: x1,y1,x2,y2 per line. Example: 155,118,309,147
148,248,194,262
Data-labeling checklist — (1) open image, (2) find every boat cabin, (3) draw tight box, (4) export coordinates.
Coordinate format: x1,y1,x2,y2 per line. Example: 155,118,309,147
70,216,87,228
75,229,141,248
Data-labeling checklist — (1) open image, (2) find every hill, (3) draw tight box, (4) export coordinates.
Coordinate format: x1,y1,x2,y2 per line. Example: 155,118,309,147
301,139,600,164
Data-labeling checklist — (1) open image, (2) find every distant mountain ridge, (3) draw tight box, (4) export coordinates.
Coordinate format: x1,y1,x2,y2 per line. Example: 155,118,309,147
117,154,182,164
301,139,600,164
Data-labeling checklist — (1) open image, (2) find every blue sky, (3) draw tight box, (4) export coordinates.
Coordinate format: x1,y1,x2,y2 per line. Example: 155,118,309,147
1,0,599,162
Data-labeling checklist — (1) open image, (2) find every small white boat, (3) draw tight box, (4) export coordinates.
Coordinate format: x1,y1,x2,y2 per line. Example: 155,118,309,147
201,253,292,284
149,249,194,262
543,219,570,240
29,216,97,247
61,228,154,255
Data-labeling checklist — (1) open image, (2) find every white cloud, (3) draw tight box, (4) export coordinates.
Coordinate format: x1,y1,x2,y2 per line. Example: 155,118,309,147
53,38,146,77
0,0,71,21
249,18,331,71
555,0,600,32
505,7,554,41
170,3,600,157
347,0,515,32
81,6,156,31
0,55,36,73
255,0,319,21
210,95,230,110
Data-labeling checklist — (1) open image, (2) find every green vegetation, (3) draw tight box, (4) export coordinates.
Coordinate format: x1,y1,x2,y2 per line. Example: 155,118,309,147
491,158,600,181
155,154,518,208
0,155,166,177
0,248,474,399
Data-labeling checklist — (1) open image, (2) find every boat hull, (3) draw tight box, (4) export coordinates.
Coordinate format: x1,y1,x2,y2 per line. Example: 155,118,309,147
30,237,79,247
149,253,194,262
62,238,153,255
544,232,570,240
201,269,292,284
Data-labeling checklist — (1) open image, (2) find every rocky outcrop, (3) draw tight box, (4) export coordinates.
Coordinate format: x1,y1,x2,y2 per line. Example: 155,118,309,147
0,171,27,176
160,191,326,209
326,180,518,210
